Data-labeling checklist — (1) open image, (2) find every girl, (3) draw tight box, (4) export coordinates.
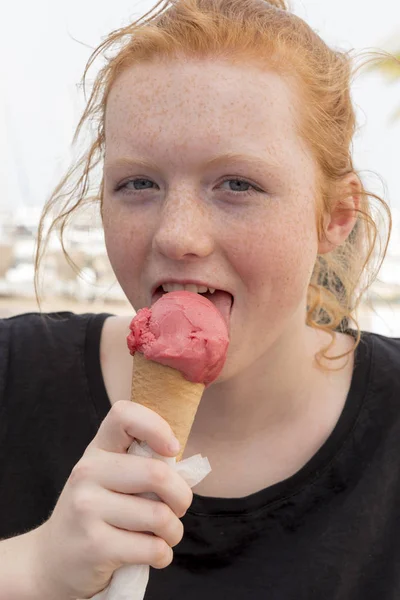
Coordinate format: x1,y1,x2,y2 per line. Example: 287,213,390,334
0,0,398,598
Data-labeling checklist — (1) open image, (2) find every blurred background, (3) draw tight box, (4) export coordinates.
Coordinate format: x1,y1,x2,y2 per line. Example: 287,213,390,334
0,0,399,333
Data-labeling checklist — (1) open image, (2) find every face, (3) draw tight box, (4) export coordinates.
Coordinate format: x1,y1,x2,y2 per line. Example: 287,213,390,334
102,57,320,381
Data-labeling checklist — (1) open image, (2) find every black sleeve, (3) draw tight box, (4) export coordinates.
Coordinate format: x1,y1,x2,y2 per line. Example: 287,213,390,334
0,311,112,538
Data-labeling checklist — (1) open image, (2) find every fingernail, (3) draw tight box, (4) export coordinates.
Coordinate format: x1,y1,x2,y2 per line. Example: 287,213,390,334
168,437,180,454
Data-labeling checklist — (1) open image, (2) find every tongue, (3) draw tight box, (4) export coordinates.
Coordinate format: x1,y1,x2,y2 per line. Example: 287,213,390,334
152,288,233,330
203,290,232,330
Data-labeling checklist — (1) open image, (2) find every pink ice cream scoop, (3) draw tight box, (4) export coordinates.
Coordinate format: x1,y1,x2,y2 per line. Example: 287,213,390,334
127,290,230,386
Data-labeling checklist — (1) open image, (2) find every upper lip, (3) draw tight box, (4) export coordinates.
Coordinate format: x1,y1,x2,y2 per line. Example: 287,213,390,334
151,278,233,297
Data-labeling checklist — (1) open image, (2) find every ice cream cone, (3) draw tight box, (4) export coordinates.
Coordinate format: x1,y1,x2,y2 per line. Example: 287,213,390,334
131,352,205,461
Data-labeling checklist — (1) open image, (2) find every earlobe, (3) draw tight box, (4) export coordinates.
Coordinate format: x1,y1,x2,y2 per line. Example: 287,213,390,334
318,173,362,255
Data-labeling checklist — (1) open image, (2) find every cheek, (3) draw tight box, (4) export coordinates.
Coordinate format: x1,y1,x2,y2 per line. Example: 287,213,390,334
230,206,318,304
102,206,148,296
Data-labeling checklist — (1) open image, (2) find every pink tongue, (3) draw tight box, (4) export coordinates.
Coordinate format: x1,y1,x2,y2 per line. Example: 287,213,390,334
203,290,232,329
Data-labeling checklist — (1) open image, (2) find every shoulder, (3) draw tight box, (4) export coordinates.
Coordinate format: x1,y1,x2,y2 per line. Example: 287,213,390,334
0,311,110,355
100,314,134,405
0,310,134,405
361,330,400,363
358,330,400,395
100,314,132,356
0,311,118,428
0,311,114,392
1,310,96,335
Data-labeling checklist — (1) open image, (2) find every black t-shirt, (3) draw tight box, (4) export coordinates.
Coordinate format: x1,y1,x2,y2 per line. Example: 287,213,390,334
1,311,400,599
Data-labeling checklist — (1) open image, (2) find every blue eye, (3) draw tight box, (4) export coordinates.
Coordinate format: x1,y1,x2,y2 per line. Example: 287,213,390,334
117,178,155,192
220,178,258,195
223,179,253,192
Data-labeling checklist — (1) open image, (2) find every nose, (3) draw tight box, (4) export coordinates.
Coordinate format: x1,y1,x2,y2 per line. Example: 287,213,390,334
152,190,214,261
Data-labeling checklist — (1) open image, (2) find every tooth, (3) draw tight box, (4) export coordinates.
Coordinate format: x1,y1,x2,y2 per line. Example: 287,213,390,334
184,284,199,293
171,283,183,292
161,283,215,294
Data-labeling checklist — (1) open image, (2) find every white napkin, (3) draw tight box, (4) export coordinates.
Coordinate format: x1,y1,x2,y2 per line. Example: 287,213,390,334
89,440,211,600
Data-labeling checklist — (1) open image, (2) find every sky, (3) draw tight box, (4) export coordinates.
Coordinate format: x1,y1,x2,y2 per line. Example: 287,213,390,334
1,0,400,241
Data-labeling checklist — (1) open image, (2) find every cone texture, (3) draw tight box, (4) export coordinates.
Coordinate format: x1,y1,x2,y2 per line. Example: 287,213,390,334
131,352,205,461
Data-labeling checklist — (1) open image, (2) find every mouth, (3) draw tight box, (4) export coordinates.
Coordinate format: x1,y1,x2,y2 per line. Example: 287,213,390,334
151,286,234,330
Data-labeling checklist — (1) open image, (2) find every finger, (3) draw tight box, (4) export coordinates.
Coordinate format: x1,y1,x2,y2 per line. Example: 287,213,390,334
78,452,192,517
99,523,174,570
100,490,184,548
90,400,180,456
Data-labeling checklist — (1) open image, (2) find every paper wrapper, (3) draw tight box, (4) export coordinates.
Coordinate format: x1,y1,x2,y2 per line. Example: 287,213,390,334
89,440,211,600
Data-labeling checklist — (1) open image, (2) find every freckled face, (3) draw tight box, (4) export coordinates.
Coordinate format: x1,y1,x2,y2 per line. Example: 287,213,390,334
102,58,320,379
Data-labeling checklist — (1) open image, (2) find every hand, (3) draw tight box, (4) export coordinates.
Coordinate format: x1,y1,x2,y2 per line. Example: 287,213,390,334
33,400,193,600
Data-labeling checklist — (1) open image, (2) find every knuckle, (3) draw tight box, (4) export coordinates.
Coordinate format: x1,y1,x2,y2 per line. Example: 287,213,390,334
150,538,173,569
71,487,96,519
184,487,194,511
151,502,171,529
69,460,95,487
110,399,128,422
177,487,194,518
170,519,184,547
147,460,169,489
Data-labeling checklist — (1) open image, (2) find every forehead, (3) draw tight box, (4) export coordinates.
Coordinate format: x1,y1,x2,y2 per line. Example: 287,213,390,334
105,58,307,165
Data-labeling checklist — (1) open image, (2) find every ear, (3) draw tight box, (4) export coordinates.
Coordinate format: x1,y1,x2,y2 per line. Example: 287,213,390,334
318,173,362,255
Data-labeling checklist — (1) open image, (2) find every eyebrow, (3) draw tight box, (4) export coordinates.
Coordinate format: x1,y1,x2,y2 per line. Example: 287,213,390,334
104,152,283,173
206,152,282,172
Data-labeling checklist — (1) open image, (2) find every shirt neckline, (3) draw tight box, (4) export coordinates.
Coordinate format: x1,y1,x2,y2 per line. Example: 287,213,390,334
188,330,373,516
86,319,373,517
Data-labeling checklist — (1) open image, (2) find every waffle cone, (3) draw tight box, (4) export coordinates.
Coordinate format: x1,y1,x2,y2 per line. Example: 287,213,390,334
131,352,205,461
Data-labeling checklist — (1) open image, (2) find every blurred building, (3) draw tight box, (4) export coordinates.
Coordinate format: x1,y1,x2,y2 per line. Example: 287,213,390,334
0,205,127,305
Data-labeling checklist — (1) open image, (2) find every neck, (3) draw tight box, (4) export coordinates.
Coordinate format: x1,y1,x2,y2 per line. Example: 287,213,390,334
188,320,354,447
101,314,354,458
